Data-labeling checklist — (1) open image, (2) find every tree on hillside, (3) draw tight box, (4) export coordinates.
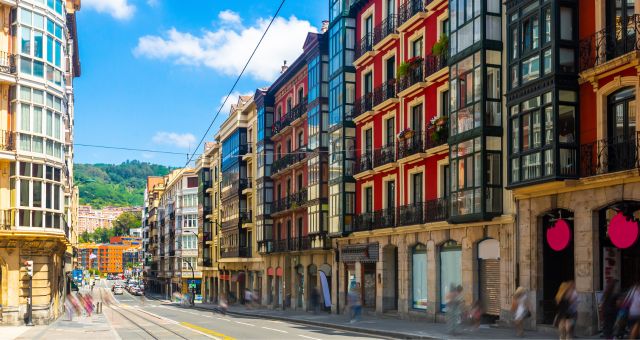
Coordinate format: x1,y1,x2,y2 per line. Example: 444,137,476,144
112,211,142,236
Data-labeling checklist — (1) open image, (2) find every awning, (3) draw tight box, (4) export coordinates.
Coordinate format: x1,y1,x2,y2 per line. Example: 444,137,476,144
340,243,379,263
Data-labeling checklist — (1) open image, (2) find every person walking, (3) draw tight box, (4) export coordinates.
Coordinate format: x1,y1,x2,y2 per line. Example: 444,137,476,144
446,284,464,334
555,281,578,340
347,283,362,323
600,280,619,339
511,287,530,337
627,284,640,339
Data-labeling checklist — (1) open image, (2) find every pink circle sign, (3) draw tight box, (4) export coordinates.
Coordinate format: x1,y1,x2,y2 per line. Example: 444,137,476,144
609,211,639,249
547,218,571,251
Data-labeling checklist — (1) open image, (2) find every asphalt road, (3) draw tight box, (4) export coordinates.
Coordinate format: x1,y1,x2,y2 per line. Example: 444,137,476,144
99,280,382,340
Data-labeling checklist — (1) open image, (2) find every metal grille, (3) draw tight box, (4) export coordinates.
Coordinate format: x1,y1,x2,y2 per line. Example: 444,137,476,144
479,259,501,316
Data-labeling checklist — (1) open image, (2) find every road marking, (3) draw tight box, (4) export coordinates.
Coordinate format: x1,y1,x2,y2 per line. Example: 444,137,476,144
215,317,231,322
233,321,254,327
180,322,235,340
261,326,288,333
267,320,284,324
298,335,322,340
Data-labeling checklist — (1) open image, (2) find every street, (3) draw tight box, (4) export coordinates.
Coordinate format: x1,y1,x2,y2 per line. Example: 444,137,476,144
100,280,382,340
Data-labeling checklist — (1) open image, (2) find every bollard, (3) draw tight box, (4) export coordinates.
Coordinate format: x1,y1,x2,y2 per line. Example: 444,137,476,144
96,301,102,314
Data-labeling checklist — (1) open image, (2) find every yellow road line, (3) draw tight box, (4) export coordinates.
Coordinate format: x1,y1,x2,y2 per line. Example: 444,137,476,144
180,321,236,340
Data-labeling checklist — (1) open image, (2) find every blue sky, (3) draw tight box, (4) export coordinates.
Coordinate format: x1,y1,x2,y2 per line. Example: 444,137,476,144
74,0,328,166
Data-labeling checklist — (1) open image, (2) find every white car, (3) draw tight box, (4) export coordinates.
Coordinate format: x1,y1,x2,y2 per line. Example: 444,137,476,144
113,285,124,295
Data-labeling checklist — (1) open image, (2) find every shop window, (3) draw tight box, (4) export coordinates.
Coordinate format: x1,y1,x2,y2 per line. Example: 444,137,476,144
412,244,428,310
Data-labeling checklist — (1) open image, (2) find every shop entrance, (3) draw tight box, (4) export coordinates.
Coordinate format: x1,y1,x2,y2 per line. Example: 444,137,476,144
381,245,398,311
362,263,376,308
477,238,500,318
599,202,640,293
541,209,575,324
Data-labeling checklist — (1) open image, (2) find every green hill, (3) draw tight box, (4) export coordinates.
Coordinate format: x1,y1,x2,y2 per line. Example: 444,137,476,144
74,160,173,208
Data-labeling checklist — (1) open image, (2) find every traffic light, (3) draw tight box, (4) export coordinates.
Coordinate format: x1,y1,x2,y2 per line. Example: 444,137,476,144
24,260,33,277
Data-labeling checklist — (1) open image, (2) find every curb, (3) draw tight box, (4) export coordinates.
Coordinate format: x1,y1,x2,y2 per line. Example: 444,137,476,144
190,305,436,339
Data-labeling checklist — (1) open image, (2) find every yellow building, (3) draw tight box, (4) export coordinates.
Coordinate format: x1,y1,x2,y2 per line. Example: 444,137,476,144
0,0,81,325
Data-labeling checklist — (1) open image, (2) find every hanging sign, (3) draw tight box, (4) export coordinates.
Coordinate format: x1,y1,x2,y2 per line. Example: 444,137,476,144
608,211,639,249
547,218,571,251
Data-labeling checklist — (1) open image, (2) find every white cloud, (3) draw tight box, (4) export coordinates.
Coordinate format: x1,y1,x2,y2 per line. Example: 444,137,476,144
147,0,159,7
218,10,241,25
133,12,317,82
83,0,135,20
152,132,196,149
221,91,254,114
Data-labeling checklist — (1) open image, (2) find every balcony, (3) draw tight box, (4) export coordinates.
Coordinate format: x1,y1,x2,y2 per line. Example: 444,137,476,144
353,211,375,231
397,57,425,95
425,197,448,223
290,236,312,251
399,202,424,226
239,209,252,224
580,132,640,177
274,239,289,252
272,189,308,214
221,246,251,258
398,130,425,160
352,93,374,120
272,98,308,135
373,144,396,168
1,130,15,152
355,153,374,174
398,0,426,31
0,51,16,75
373,79,397,109
425,122,448,150
272,148,307,175
355,33,374,62
354,208,397,231
202,231,213,243
373,15,398,48
258,240,274,254
424,53,448,79
579,14,640,72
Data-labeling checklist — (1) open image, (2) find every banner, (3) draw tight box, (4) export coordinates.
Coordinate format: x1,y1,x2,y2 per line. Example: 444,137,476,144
319,271,331,308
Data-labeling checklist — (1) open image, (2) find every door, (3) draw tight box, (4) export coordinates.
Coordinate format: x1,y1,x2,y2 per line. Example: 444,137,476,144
412,105,422,132
363,263,376,308
608,87,636,171
365,128,373,165
606,0,636,58
386,180,395,225
365,15,373,47
364,72,373,109
386,56,395,81
365,187,373,213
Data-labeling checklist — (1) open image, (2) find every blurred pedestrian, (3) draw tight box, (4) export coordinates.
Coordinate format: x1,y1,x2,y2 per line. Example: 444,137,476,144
244,289,253,308
64,293,75,321
446,284,463,334
348,283,362,323
511,286,530,337
628,283,640,339
555,281,578,340
219,294,228,315
468,300,483,330
310,287,321,314
600,280,618,339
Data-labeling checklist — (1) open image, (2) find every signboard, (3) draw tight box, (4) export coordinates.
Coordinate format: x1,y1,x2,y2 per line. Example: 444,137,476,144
72,269,83,283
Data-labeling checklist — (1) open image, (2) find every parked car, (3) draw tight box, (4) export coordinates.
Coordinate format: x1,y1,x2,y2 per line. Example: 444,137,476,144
131,287,143,296
113,284,124,295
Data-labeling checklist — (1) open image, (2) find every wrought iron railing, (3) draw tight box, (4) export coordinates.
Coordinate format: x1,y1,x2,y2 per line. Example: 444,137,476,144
580,132,640,177
373,144,396,167
373,15,398,46
354,211,375,231
374,207,397,229
398,130,425,159
239,210,252,224
373,79,397,107
352,93,374,118
272,189,307,213
258,240,274,253
424,53,448,77
0,130,15,152
221,246,251,258
274,239,289,252
356,153,374,173
579,14,640,71
399,202,425,226
398,58,425,93
425,197,448,222
273,97,308,134
398,0,425,27
0,52,16,74
272,148,306,175
425,123,448,150
355,33,374,60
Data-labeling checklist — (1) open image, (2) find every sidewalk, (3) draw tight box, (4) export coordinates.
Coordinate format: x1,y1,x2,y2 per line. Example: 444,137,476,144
9,312,119,340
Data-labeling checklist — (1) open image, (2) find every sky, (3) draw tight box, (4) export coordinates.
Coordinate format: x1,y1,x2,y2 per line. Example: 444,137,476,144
74,0,328,167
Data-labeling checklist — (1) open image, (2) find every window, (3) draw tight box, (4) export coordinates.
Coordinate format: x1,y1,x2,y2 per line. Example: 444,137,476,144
412,37,423,58
412,173,422,203
182,234,197,249
439,242,462,311
386,180,395,209
364,71,372,95
183,214,198,228
411,104,422,132
412,244,428,309
182,194,197,208
385,118,394,147
364,186,373,213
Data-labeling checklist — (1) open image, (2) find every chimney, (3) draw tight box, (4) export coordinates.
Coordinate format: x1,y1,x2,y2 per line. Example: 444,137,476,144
321,20,329,33
280,60,288,74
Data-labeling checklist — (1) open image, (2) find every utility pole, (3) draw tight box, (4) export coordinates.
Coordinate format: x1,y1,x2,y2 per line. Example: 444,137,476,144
24,260,34,326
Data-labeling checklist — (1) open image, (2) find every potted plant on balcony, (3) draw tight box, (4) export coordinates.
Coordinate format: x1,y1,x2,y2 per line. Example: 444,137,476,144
397,56,423,78
428,115,448,144
431,34,449,57
397,127,414,140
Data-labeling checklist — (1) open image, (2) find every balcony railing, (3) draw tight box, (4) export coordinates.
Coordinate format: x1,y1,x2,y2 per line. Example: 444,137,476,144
0,52,16,74
272,189,308,213
354,207,397,231
398,58,425,93
1,130,15,151
373,144,396,168
425,123,448,150
221,246,251,258
424,53,448,77
580,132,640,177
355,33,374,60
579,14,640,72
352,93,374,118
425,197,448,223
373,79,397,107
273,98,308,134
354,211,375,231
398,0,425,28
398,130,425,159
355,153,374,173
274,239,289,252
240,209,252,224
272,148,307,175
373,15,398,46
290,236,312,251
399,202,424,226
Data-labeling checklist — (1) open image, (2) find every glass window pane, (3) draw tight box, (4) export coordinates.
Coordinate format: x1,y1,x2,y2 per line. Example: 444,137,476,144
560,7,573,40
412,246,428,309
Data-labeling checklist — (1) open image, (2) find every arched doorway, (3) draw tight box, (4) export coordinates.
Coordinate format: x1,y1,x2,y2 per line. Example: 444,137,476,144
411,243,428,310
598,202,640,292
541,209,575,324
382,244,398,311
607,87,636,172
439,240,462,312
307,264,318,311
477,238,500,320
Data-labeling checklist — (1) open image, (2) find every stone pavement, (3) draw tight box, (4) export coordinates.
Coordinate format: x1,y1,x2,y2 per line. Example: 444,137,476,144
144,292,561,340
10,312,120,340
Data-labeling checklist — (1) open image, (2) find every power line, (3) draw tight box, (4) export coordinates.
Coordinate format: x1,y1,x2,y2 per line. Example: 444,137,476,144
178,0,287,171
75,143,189,156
